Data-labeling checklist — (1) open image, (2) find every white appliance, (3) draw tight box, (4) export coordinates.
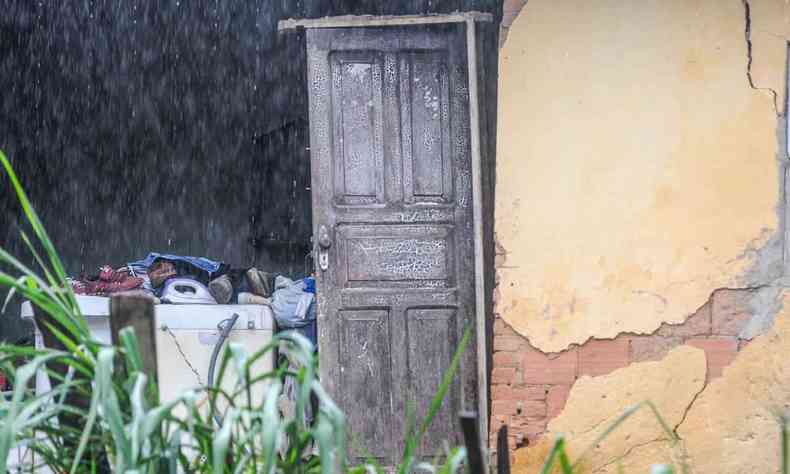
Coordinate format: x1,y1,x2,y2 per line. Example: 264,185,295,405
20,295,275,405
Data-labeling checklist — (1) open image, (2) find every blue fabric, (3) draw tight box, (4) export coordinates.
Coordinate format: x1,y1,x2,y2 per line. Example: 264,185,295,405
128,252,224,276
303,277,315,294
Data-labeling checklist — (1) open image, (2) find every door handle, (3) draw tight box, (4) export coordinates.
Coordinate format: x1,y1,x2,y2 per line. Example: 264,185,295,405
317,224,332,271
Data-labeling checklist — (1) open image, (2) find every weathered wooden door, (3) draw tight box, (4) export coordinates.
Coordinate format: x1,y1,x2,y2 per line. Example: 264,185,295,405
306,24,478,464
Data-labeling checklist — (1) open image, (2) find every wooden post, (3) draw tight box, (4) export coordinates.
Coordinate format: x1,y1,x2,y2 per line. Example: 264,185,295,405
496,425,510,474
109,293,158,384
460,411,485,474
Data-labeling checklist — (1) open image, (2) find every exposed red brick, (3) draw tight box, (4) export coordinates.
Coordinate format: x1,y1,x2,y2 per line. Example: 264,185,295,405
509,416,546,444
494,335,527,352
630,335,683,362
711,289,753,336
491,367,517,384
492,400,521,416
491,384,547,401
578,338,630,377
494,351,520,367
491,414,508,431
519,400,547,418
657,302,711,338
515,385,548,400
490,385,511,400
494,317,512,336
522,348,578,385
686,337,738,380
488,292,751,454
493,384,547,400
547,384,571,419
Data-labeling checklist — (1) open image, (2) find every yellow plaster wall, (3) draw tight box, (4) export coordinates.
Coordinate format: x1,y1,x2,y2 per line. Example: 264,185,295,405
496,0,783,352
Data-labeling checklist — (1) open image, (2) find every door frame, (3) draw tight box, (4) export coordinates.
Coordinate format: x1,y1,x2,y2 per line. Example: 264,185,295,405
279,11,493,451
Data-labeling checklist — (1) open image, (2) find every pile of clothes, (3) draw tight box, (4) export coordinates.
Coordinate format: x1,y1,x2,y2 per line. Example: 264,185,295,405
69,252,317,345
71,253,271,304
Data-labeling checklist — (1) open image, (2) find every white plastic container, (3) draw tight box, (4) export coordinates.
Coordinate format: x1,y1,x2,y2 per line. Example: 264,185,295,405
20,295,275,405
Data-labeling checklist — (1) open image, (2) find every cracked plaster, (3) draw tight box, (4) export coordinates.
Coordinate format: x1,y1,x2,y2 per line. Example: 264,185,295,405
495,0,784,352
514,289,790,473
676,288,790,473
512,345,706,473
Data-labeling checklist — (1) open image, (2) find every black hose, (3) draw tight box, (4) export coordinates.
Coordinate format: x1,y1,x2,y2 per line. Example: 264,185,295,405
207,313,239,427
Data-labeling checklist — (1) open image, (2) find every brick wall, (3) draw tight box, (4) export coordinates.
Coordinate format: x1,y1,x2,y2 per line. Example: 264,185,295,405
489,288,754,455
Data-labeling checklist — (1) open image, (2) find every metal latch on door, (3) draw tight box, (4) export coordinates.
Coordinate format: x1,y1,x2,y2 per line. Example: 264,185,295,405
317,224,332,271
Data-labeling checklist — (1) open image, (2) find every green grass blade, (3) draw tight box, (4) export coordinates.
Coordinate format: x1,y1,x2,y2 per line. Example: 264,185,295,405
541,436,574,474
783,415,789,474
18,229,59,293
259,380,283,474
129,373,148,467
119,327,144,374
439,446,466,474
70,377,101,474
97,347,130,471
0,267,83,336
212,409,238,474
0,150,76,312
311,380,347,470
0,352,66,474
0,276,24,314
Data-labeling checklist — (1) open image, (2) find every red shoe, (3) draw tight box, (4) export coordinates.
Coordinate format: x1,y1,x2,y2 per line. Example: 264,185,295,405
98,277,144,295
79,276,144,296
98,265,128,283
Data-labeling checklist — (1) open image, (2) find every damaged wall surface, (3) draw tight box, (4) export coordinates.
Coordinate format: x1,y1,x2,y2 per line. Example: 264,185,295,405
493,0,790,470
496,0,782,353
512,289,790,473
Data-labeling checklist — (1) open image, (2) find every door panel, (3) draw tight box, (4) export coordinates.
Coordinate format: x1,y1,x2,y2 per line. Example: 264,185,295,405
338,310,393,459
399,51,453,204
406,308,459,454
337,224,455,288
306,24,477,464
330,51,385,204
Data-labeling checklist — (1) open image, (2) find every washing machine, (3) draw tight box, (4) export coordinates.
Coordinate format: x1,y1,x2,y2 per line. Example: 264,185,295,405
21,295,275,405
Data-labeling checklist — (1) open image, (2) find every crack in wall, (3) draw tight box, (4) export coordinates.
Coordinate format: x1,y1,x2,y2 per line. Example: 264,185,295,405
494,0,790,459
742,0,781,116
491,285,778,452
673,375,708,439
